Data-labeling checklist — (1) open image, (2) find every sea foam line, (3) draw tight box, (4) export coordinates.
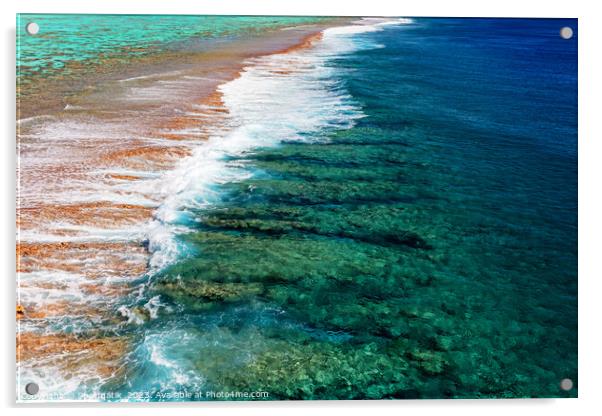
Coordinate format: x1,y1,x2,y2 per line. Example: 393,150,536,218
145,18,412,274
109,19,412,398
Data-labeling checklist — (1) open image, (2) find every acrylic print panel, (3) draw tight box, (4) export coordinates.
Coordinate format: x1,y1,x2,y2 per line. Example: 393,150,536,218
16,14,577,402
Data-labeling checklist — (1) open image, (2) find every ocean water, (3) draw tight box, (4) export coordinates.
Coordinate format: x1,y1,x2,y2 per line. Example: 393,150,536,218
18,17,578,400
103,17,577,400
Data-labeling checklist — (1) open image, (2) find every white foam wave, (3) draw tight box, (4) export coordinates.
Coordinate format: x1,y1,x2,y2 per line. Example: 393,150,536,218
145,19,405,272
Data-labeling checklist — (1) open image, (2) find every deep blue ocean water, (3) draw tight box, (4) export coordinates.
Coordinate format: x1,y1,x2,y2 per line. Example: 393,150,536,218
108,17,578,400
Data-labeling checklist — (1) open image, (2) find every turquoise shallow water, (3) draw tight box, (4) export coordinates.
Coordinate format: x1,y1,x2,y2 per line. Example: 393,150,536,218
17,14,327,75
105,18,577,400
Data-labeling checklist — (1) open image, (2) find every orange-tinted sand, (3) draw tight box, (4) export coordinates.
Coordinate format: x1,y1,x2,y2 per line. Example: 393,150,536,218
17,241,147,277
18,203,154,231
17,332,128,379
